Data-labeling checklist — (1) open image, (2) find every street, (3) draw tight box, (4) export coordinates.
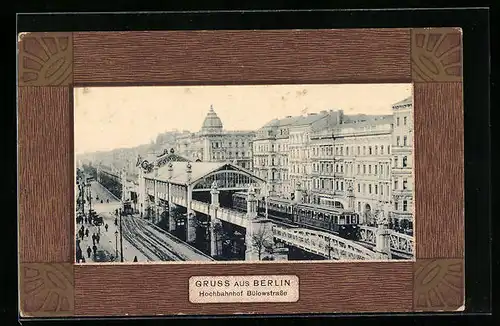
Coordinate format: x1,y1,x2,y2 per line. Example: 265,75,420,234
77,180,212,263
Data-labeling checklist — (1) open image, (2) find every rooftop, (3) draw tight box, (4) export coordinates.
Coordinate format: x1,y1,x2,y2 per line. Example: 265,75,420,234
148,161,265,186
392,96,413,107
262,112,330,128
201,105,224,131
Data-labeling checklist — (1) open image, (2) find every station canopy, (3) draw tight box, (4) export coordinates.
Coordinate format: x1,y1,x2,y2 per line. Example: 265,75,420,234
145,161,266,190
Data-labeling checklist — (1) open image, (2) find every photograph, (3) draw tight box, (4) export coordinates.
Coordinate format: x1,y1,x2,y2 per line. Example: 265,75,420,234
74,84,414,263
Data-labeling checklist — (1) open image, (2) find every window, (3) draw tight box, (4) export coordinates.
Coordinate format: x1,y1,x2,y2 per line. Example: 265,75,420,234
340,147,343,155
363,184,366,193
341,182,344,191
346,147,349,156
369,184,372,194
403,200,408,211
403,136,407,147
394,180,398,190
369,146,372,155
358,202,361,212
381,185,383,195
396,136,400,146
340,165,344,173
404,116,407,125
388,145,391,154
375,165,378,174
375,146,378,155
358,184,361,193
381,145,384,154
357,146,360,155
403,156,408,167
336,181,339,190
395,201,399,211
369,165,372,174
394,157,398,168
363,165,366,174
397,117,400,126
375,185,378,194
363,146,366,155
403,179,408,190
357,165,360,174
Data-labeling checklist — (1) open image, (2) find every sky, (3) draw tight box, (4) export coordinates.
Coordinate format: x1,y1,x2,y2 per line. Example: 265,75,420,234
74,84,412,155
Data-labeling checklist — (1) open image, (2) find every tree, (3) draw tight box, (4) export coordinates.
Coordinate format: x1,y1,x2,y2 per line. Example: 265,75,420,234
251,224,274,260
212,222,225,257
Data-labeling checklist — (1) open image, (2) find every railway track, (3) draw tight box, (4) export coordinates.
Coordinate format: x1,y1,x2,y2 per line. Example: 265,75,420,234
121,217,183,261
130,217,213,261
119,219,162,261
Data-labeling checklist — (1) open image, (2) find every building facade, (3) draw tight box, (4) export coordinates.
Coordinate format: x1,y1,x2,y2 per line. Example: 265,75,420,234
175,105,256,170
252,97,414,229
389,97,414,228
310,115,394,225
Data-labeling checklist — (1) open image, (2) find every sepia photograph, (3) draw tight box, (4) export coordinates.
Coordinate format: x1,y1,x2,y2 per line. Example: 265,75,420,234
74,84,414,263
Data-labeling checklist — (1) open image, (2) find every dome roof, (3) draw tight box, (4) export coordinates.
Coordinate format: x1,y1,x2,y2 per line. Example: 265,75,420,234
201,105,223,131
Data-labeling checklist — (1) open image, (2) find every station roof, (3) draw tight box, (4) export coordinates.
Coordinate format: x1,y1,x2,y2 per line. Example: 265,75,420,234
145,161,265,186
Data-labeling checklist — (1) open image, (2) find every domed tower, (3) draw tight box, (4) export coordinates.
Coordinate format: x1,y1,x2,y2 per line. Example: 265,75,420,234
200,105,223,134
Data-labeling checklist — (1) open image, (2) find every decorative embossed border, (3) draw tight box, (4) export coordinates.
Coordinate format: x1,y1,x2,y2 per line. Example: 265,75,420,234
17,27,465,317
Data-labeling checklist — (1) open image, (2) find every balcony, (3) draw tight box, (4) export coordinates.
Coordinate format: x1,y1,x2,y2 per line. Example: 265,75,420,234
390,211,413,221
392,189,413,196
311,188,335,195
391,167,412,175
391,146,412,154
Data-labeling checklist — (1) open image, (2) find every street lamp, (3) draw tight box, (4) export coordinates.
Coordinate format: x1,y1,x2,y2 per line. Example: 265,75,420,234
119,207,124,262
114,230,119,259
264,179,270,219
86,183,93,214
328,237,332,260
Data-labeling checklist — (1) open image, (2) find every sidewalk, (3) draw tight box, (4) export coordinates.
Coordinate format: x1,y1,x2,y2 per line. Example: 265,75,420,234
77,200,151,263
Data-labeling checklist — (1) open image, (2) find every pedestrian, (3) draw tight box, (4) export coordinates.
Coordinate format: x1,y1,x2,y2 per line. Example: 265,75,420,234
86,246,92,258
85,228,89,237
84,216,87,224
96,233,100,244
105,223,108,232
133,256,138,262
107,199,109,203
114,218,118,226
92,234,96,246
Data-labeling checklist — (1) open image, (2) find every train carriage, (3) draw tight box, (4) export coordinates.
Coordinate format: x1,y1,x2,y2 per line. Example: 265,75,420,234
232,192,248,212
295,203,360,240
231,192,361,240
258,197,294,224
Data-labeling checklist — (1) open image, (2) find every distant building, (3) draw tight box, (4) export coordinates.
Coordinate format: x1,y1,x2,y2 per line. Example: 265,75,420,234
175,105,256,170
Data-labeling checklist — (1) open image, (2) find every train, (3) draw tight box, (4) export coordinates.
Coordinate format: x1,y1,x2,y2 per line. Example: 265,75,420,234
231,192,360,240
